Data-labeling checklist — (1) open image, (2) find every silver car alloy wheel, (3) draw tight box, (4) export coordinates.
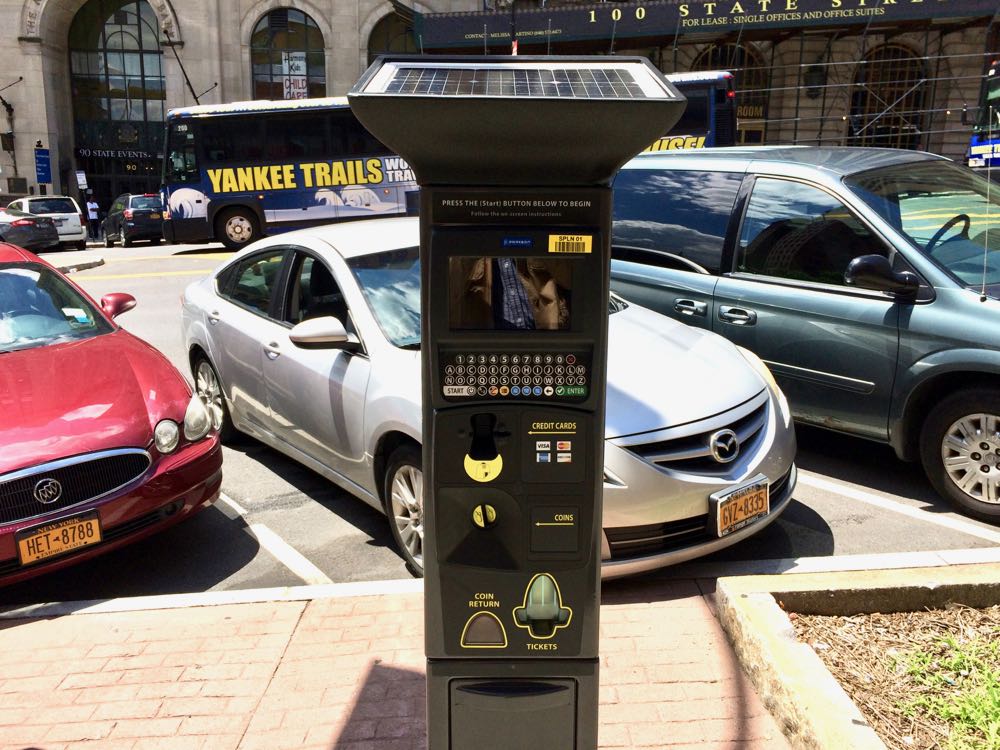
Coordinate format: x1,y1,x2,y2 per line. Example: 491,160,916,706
940,412,1000,504
390,463,423,568
195,361,226,431
224,215,253,244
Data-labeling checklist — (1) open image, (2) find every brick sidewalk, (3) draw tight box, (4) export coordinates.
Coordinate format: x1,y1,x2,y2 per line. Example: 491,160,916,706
0,579,788,749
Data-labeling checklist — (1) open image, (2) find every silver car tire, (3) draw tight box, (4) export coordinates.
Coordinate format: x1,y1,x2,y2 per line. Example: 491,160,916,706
920,388,1000,522
384,445,424,576
193,356,236,443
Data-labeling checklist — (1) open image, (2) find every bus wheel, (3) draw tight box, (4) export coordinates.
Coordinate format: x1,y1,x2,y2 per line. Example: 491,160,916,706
215,208,258,250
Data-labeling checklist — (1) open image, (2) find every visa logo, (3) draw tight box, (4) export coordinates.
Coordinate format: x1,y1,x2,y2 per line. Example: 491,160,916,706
502,237,533,248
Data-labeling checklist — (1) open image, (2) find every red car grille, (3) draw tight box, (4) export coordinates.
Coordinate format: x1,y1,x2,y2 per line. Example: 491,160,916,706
0,450,151,525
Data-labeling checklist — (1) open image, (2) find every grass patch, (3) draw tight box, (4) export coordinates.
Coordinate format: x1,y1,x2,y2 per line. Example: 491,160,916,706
896,635,1000,750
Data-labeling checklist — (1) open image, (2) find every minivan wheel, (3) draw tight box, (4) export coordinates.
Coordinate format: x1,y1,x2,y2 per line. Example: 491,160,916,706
193,355,236,443
384,445,424,576
920,388,1000,522
215,207,258,250
103,233,114,248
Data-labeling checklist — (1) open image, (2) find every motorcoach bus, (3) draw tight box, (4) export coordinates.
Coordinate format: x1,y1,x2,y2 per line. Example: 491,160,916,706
644,70,737,152
968,60,999,175
161,98,417,248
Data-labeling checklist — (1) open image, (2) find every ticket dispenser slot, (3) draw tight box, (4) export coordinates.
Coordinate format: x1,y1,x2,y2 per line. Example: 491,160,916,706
349,55,684,750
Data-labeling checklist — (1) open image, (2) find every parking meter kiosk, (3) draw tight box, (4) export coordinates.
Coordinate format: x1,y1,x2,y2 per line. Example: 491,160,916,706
349,56,684,750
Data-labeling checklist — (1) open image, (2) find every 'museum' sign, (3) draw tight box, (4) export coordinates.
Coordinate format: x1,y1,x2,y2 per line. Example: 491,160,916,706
415,0,998,48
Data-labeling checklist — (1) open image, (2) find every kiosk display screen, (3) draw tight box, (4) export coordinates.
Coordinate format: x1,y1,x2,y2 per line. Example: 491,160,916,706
449,256,573,331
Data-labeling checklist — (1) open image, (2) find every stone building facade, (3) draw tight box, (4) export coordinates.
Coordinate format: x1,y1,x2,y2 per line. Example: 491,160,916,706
0,0,995,207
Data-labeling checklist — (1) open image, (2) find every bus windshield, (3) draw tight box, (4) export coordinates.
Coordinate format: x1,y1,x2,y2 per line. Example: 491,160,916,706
160,99,417,249
974,68,1000,134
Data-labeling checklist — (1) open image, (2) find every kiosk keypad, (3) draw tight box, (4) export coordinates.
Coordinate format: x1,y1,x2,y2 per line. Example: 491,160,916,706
441,351,591,400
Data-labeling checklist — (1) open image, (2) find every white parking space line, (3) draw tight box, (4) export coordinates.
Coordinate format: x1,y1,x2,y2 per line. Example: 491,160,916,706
798,472,1000,544
218,493,334,586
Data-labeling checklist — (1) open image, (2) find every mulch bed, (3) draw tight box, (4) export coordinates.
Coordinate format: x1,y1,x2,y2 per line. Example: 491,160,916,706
791,604,1000,750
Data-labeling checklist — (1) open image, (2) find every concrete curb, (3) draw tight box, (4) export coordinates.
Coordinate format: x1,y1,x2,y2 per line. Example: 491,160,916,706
716,562,1000,750
55,256,104,273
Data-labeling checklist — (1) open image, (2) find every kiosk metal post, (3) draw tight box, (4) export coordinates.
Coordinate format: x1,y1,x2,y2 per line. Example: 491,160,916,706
349,56,684,749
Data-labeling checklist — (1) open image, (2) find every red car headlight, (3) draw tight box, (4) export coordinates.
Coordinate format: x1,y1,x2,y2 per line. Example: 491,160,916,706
183,394,213,441
154,419,181,453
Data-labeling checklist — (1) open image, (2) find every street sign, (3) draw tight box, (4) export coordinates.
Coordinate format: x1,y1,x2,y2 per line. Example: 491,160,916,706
34,148,51,184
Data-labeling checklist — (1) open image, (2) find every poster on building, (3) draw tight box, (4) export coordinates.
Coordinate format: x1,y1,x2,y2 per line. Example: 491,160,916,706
282,51,308,100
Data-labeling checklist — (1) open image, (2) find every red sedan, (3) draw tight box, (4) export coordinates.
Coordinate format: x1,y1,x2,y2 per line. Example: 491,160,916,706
0,243,221,585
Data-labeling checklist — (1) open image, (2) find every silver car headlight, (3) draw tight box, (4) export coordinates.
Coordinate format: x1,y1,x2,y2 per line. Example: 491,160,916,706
737,346,791,426
154,419,180,453
183,394,213,441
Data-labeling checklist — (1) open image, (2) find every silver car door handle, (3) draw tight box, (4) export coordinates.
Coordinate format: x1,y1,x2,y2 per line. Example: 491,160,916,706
719,306,757,325
264,341,281,359
208,310,220,325
674,298,707,317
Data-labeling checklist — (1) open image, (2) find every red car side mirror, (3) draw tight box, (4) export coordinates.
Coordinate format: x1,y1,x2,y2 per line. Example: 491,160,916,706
101,292,137,319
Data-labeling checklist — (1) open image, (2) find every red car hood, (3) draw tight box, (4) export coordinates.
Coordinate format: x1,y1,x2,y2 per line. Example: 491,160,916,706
0,331,192,474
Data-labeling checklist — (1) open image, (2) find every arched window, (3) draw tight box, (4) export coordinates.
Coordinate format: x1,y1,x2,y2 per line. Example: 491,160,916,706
69,0,165,202
251,8,325,100
367,14,417,67
849,45,926,150
692,43,769,144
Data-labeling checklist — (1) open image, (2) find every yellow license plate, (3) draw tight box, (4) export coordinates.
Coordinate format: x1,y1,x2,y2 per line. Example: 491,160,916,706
150,213,161,219
711,476,769,537
16,513,102,565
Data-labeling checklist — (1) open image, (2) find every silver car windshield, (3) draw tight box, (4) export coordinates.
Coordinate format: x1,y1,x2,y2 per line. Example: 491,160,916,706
347,247,628,349
0,263,113,353
845,161,1000,296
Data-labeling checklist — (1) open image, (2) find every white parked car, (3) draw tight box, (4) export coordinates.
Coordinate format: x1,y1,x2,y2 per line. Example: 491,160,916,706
7,195,88,250
181,217,798,579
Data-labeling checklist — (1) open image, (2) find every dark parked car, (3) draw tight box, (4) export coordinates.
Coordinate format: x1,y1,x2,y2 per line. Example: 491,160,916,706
0,208,59,252
610,146,1000,522
103,193,164,247
0,243,222,585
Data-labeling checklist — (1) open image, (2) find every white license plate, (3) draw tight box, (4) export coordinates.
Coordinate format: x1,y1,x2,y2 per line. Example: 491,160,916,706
710,475,770,537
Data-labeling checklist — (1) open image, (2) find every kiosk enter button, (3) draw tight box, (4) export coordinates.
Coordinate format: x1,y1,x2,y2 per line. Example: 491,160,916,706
531,507,579,553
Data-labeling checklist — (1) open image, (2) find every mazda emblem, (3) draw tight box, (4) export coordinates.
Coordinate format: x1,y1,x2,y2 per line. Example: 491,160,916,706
32,478,63,505
709,429,740,464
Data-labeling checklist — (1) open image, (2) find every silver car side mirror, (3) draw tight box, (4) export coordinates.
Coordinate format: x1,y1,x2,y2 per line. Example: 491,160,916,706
289,316,361,350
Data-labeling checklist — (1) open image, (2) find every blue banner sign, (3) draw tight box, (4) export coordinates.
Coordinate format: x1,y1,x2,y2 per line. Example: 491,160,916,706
34,148,51,184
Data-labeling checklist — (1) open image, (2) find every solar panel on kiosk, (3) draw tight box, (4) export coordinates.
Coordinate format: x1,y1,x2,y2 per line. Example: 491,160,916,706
382,66,649,99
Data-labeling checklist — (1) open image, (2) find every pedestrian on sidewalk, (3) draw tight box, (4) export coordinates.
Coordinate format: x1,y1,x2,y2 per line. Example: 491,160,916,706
86,197,100,241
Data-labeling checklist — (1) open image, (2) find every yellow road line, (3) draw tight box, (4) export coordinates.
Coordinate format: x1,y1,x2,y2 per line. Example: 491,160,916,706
102,253,229,262
80,269,210,280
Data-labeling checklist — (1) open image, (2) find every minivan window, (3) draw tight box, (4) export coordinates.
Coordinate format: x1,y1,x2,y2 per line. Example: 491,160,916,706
612,169,742,274
845,160,1000,294
738,177,888,286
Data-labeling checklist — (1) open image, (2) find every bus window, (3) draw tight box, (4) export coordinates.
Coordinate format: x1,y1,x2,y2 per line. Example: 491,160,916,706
673,88,710,134
201,117,264,164
332,110,387,156
264,114,330,161
165,122,199,183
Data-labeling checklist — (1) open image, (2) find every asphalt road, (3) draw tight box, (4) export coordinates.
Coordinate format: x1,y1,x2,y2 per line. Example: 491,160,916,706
2,240,998,606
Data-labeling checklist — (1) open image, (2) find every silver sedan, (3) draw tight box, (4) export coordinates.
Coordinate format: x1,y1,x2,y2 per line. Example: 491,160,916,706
182,216,797,579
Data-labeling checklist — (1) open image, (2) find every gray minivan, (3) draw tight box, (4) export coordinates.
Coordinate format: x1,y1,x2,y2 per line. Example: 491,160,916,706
610,146,1000,522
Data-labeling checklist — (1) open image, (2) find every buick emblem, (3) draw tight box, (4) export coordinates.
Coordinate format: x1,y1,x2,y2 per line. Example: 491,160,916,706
32,478,63,505
709,429,740,464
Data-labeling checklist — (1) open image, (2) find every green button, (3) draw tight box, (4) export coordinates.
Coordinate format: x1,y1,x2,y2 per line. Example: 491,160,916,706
564,386,587,397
